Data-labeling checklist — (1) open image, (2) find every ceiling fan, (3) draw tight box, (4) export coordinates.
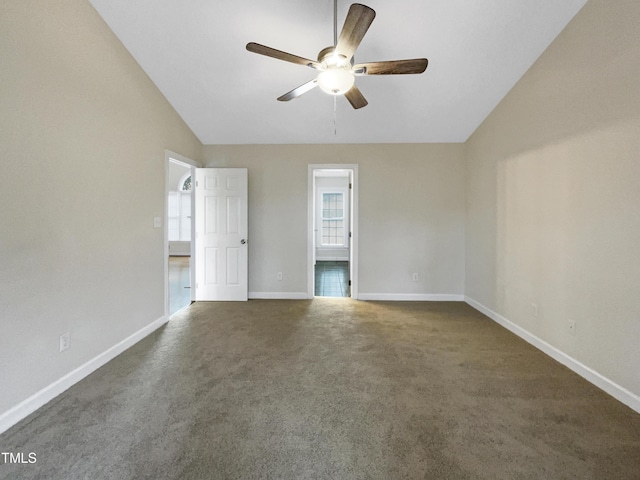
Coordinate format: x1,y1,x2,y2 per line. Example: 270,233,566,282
246,2,428,109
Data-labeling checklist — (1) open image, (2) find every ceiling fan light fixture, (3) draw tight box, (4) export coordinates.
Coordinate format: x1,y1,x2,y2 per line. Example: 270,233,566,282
317,67,355,95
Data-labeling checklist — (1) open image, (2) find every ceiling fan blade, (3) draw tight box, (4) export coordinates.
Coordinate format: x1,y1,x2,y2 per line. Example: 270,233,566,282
335,4,376,61
353,58,429,75
246,42,321,70
277,79,319,102
344,85,368,109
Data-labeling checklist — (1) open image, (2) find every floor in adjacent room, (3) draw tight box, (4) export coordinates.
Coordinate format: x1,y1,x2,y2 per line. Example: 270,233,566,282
168,256,191,315
314,261,349,297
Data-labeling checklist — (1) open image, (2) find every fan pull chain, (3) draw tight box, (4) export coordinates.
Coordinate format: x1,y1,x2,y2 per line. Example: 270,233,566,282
334,95,337,136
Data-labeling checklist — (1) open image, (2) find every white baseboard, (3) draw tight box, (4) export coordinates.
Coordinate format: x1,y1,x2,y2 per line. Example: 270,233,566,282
465,296,640,414
359,293,465,301
249,292,310,300
0,315,169,435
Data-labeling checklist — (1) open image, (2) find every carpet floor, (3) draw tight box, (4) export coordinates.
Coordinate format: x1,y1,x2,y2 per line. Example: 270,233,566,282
1,299,639,479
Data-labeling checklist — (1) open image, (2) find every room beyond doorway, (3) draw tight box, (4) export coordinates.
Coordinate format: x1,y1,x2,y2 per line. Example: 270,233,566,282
165,151,197,318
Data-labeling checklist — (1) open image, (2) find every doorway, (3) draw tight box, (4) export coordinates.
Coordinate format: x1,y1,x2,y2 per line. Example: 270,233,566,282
165,152,197,317
308,165,358,299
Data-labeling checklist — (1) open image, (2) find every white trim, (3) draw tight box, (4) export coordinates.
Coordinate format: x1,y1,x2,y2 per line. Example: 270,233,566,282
359,293,465,301
0,315,169,435
249,292,309,300
465,296,640,414
165,150,201,168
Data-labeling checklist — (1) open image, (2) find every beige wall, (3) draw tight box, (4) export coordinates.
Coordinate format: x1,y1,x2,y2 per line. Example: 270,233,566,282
465,0,640,399
0,0,202,415
203,144,466,298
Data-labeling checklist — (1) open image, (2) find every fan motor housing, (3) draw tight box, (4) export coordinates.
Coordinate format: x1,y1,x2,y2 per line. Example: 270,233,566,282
318,46,352,67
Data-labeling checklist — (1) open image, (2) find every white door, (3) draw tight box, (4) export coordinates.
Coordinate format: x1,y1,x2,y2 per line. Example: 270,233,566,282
194,168,248,301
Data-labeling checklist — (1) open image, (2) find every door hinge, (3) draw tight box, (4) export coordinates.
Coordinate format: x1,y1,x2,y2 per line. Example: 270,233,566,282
349,232,352,238
349,183,352,189
195,180,199,187
348,280,352,286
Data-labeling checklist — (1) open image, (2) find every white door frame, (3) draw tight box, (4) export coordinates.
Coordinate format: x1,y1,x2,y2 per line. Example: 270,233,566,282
164,150,200,318
307,164,358,299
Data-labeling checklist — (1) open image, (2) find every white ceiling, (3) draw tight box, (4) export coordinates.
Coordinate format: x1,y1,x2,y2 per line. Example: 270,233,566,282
88,0,587,145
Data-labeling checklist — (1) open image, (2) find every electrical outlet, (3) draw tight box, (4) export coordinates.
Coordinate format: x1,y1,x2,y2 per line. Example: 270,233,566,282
531,303,538,318
412,273,419,282
277,272,283,281
568,320,576,336
59,333,70,352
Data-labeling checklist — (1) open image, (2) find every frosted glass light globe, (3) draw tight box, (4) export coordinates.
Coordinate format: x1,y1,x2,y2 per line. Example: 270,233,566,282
317,67,355,95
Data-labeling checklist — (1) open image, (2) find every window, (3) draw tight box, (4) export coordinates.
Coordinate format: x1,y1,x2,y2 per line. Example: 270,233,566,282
168,174,192,241
321,192,345,246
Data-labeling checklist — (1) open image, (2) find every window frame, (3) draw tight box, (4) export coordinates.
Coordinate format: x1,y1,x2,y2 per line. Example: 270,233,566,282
317,187,349,248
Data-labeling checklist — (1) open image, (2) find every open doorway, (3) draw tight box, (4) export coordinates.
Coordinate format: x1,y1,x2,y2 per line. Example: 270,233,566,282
166,155,196,316
308,165,358,299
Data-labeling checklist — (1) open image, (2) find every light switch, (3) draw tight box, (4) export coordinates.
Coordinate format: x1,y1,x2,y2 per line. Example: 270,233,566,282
153,217,162,228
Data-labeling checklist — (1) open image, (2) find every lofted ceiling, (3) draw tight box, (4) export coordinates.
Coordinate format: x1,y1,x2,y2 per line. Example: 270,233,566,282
88,0,587,145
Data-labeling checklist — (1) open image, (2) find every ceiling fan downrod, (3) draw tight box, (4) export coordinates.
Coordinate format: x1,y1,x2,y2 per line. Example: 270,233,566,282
334,0,338,46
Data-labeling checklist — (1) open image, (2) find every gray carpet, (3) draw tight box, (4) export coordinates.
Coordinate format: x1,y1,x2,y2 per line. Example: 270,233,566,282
1,299,639,479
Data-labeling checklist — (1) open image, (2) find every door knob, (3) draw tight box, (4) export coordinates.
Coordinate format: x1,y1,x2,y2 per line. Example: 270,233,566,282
240,239,247,244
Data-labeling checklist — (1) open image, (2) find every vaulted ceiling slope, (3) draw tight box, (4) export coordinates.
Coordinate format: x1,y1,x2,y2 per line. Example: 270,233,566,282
88,0,588,145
